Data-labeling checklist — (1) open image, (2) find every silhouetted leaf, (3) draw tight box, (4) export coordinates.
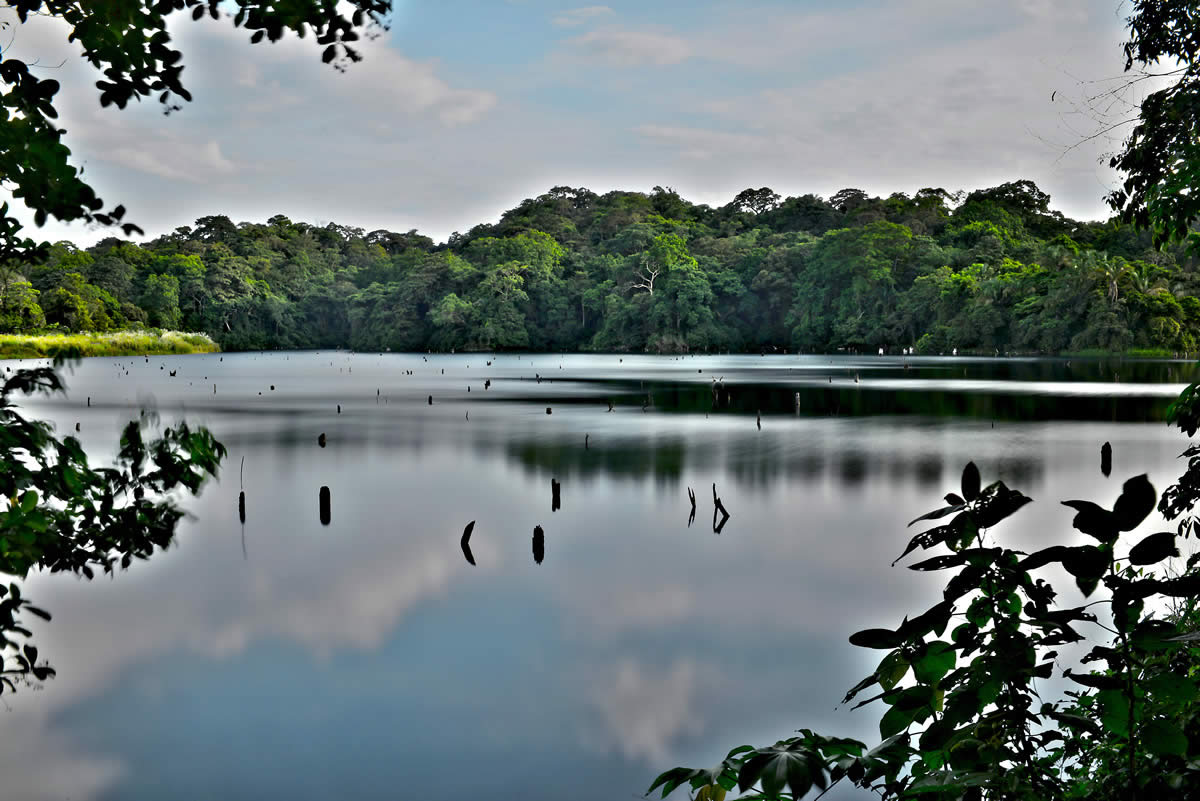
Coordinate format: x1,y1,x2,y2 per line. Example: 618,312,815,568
23,606,50,621
961,462,980,502
1127,531,1178,565
909,553,967,571
893,685,936,712
850,628,904,649
737,743,823,798
919,718,956,752
1061,500,1120,543
1061,546,1109,580
1064,671,1124,691
898,601,954,639
648,767,703,798
1112,474,1155,531
1018,545,1071,572
1158,572,1200,597
893,518,965,566
908,504,965,527
972,482,1032,528
842,674,878,705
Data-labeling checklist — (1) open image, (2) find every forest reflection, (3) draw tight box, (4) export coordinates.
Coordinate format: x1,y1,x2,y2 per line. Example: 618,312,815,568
489,433,1043,492
497,380,1177,422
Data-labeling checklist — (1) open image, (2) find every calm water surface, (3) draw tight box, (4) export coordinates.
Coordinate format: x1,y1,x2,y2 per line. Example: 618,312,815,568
1,352,1196,801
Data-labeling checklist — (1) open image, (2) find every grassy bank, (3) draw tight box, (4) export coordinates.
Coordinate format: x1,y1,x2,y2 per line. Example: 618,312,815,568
0,330,220,359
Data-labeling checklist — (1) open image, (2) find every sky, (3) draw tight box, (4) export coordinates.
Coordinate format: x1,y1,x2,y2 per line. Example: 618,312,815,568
2,0,1159,247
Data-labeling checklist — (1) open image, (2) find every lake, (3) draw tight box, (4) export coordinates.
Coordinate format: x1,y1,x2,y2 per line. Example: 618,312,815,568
1,352,1195,801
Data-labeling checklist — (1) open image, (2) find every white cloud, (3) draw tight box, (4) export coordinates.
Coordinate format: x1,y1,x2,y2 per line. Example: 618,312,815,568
104,138,239,184
566,28,691,67
0,0,1141,248
621,0,1132,221
636,124,778,161
0,717,125,801
552,5,614,28
582,658,708,763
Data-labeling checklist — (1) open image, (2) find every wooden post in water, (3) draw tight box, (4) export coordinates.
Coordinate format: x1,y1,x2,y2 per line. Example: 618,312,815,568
532,525,545,565
551,479,561,512
712,483,730,533
1101,441,1113,477
319,486,331,526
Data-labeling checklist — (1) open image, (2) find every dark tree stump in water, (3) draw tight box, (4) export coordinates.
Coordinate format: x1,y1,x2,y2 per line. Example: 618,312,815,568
461,520,476,566
712,483,730,533
319,486,331,526
532,525,545,565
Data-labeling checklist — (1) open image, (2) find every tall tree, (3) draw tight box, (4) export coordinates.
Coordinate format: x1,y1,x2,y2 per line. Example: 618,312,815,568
1108,0,1200,247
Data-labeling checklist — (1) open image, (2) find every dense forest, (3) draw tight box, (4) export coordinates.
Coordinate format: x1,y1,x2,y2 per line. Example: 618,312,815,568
2,180,1198,354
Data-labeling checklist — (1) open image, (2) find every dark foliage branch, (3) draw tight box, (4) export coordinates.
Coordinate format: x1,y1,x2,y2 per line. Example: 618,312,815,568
0,1,393,266
0,355,225,693
648,462,1200,801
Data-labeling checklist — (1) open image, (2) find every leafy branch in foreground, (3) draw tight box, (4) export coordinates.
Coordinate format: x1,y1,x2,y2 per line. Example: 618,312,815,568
0,357,225,693
0,1,393,267
649,458,1200,801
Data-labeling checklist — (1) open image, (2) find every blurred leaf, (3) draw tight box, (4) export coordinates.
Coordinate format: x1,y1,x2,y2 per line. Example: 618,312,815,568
1142,719,1188,758
1146,673,1199,704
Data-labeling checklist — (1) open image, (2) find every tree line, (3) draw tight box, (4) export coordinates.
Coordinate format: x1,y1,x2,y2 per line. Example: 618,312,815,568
2,180,1197,354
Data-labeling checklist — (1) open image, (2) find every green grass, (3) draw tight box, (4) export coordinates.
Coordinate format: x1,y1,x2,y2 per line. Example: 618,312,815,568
1060,347,1183,359
0,330,220,359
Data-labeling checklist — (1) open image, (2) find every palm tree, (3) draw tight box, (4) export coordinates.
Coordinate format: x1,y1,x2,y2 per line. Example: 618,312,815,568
1128,262,1169,296
1081,251,1130,305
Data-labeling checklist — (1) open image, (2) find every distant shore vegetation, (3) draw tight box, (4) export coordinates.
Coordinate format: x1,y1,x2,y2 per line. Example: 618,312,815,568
2,181,1197,355
0,330,219,359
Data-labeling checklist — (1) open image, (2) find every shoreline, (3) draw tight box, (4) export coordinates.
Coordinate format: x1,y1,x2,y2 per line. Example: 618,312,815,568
0,334,1193,363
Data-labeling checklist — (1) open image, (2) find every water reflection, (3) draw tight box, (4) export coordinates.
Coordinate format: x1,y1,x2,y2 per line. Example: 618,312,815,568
0,352,1192,801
